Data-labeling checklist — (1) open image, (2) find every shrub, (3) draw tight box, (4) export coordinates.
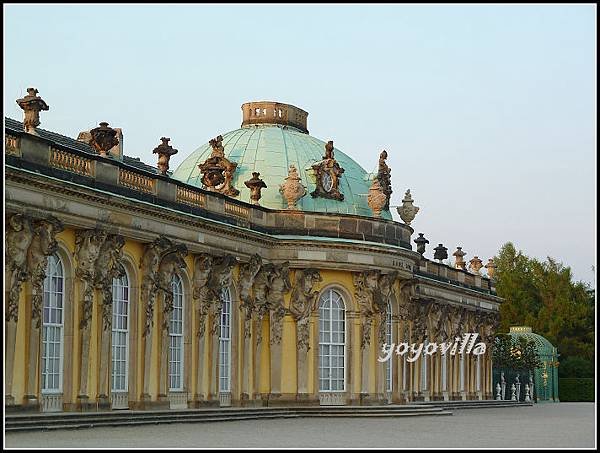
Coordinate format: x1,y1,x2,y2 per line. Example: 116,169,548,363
558,356,594,378
559,378,595,401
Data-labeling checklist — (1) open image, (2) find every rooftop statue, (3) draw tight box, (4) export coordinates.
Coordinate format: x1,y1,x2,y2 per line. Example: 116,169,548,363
377,150,393,210
310,140,345,201
198,135,239,197
16,88,49,134
397,189,420,225
280,164,307,210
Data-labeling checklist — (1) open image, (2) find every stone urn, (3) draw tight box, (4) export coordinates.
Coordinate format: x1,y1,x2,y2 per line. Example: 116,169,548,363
90,122,119,158
397,189,419,225
152,137,178,175
453,247,467,270
468,256,483,274
16,88,49,134
367,179,387,217
279,164,306,209
244,172,267,205
485,258,496,279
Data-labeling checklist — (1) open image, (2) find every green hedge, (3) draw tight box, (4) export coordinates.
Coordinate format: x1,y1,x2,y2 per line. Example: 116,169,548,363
559,378,595,401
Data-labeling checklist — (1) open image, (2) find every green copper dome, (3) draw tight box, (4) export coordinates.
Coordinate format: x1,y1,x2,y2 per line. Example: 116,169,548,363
172,102,392,219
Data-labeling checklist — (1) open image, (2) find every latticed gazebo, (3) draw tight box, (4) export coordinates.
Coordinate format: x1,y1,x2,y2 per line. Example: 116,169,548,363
501,326,560,403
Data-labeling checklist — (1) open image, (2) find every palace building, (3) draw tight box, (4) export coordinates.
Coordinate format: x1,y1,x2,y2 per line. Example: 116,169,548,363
5,90,502,412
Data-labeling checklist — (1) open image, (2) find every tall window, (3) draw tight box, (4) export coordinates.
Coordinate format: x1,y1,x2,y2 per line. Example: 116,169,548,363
319,289,345,392
111,266,129,393
41,254,64,393
386,304,393,393
168,275,184,391
218,287,232,393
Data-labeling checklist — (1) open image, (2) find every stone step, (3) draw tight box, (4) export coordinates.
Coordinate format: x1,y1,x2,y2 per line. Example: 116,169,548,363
413,400,533,409
5,407,451,432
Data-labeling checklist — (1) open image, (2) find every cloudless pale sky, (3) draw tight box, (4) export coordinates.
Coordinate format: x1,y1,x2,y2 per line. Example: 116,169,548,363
4,4,596,284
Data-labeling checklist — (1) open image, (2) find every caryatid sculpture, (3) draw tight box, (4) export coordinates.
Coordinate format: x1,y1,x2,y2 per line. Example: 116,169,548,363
289,268,322,352
5,213,33,404
6,214,34,322
16,88,49,134
374,271,398,345
139,236,185,399
74,227,108,401
156,243,188,398
238,254,263,338
289,268,322,395
353,269,381,350
94,234,126,404
266,261,291,346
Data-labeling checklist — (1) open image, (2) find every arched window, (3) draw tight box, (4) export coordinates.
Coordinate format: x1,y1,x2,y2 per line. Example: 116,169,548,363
168,275,184,391
318,289,345,392
41,254,64,393
111,266,129,393
218,287,232,393
386,305,393,393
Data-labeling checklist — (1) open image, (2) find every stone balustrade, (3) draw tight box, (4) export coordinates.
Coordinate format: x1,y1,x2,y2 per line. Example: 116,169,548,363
50,147,95,177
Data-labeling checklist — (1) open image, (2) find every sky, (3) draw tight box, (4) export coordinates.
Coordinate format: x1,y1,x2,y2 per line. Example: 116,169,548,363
3,4,596,285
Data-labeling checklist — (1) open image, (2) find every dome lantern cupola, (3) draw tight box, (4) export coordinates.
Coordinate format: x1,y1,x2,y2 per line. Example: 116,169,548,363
241,101,309,134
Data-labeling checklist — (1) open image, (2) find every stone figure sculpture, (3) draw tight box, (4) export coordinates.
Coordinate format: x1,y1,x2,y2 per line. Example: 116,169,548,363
6,214,34,322
289,269,322,352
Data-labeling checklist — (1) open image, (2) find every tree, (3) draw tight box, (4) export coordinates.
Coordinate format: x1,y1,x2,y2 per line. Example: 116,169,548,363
493,334,542,373
493,242,595,375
